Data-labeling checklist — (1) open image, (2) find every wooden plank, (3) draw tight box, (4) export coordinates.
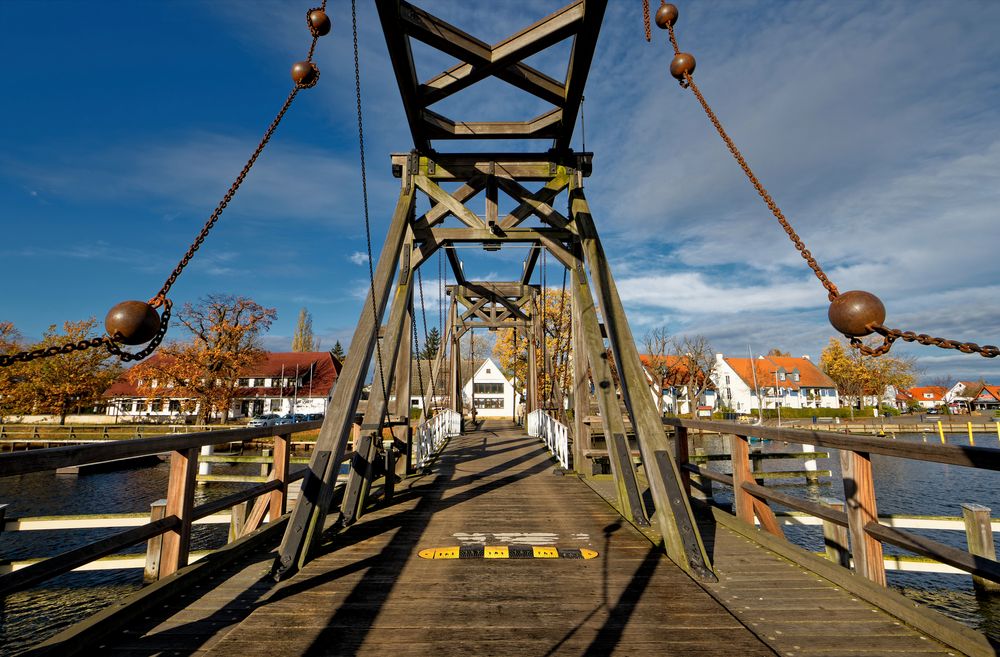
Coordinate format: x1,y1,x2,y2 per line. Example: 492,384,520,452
160,447,198,577
729,434,754,526
414,174,486,229
496,174,570,230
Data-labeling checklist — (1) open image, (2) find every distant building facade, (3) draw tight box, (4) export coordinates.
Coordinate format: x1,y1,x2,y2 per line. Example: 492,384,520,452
462,357,519,418
908,386,948,410
712,354,840,414
104,352,341,421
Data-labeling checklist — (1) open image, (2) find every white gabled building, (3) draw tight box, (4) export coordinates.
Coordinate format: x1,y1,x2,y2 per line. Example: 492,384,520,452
462,357,520,418
712,353,840,414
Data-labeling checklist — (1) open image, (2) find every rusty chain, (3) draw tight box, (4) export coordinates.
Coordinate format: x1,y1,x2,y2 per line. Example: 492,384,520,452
1,4,326,368
643,0,652,42
659,13,997,359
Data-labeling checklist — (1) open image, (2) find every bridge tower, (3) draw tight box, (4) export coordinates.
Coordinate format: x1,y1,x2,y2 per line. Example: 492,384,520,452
276,0,715,583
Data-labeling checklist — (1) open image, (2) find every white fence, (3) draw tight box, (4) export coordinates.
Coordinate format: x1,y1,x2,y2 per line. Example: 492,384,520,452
413,409,462,468
527,409,570,470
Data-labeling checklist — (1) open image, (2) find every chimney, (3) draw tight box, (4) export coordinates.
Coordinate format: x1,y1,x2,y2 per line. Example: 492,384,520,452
715,353,724,363
802,355,811,361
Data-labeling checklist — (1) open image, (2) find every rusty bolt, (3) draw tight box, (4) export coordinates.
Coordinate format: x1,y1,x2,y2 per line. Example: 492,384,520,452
828,290,886,337
105,301,161,345
670,53,696,81
655,3,679,29
291,61,319,87
309,9,331,36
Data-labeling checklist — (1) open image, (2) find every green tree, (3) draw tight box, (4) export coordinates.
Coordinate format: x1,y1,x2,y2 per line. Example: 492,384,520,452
421,326,441,360
331,340,345,361
291,308,317,351
22,319,122,424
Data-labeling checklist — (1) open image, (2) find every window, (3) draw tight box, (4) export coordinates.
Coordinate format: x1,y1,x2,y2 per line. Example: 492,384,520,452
485,368,491,374
254,378,266,387
474,397,504,409
792,372,800,382
238,378,250,387
169,400,181,412
270,399,282,412
474,382,504,394
725,375,730,384
778,372,786,381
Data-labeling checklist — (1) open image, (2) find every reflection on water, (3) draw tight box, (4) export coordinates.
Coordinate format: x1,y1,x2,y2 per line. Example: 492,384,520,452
0,456,269,654
694,431,1000,640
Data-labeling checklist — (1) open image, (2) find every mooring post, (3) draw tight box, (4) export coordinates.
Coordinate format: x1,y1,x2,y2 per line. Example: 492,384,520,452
840,449,886,586
802,443,819,484
199,443,214,477
144,499,167,583
962,503,1000,593
821,497,850,568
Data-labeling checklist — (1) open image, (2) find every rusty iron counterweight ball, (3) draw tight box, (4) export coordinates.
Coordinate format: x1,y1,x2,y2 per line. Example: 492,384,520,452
670,53,696,81
291,61,319,87
828,290,886,337
105,301,161,345
309,9,331,36
655,3,679,29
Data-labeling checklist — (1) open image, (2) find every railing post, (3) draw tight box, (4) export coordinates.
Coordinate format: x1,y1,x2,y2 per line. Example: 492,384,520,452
821,498,850,568
729,434,755,526
160,447,198,578
840,449,886,586
229,501,249,543
675,426,691,496
144,499,167,583
270,432,290,521
962,503,1000,593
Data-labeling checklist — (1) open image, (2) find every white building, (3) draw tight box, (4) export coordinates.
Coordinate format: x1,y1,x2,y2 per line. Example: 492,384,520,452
462,357,520,418
712,353,840,414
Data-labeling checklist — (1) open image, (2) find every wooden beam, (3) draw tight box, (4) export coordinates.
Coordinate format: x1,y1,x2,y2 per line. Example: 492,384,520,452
555,0,607,152
375,0,429,151
572,184,714,582
422,108,563,140
413,174,486,230
522,246,541,285
422,227,573,243
445,246,466,285
275,185,416,579
160,448,198,577
413,175,487,229
497,174,571,230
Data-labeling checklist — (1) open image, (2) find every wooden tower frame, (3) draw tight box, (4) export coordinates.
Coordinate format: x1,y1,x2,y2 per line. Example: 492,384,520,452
275,0,715,583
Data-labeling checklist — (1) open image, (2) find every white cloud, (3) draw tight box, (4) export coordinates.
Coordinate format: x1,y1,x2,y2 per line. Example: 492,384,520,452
349,252,369,266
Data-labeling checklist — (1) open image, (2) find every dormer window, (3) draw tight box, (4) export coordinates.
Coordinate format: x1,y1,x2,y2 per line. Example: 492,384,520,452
778,372,786,381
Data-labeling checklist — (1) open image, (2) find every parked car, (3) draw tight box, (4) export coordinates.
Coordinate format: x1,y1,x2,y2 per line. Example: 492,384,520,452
275,414,309,426
248,414,280,427
926,408,940,415
306,413,324,421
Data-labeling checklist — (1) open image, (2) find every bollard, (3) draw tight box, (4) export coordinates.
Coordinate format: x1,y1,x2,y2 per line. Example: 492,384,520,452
962,503,1000,594
802,443,818,484
144,499,168,583
968,422,975,446
198,443,214,477
938,421,946,444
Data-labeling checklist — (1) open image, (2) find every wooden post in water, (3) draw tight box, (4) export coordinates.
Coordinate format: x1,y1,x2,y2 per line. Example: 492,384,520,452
144,499,167,583
270,433,290,521
821,498,850,568
729,434,755,526
962,503,1000,593
160,448,198,577
938,421,945,444
840,450,886,585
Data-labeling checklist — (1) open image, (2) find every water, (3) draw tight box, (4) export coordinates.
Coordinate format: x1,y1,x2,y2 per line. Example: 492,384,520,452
694,430,1000,641
0,456,275,655
3,435,1000,651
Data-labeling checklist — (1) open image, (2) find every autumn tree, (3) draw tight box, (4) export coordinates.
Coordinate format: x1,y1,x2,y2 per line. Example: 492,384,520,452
292,308,318,352
643,326,672,413
493,288,572,405
670,335,716,417
128,295,276,424
820,337,917,416
767,348,791,357
0,321,29,420
16,319,122,424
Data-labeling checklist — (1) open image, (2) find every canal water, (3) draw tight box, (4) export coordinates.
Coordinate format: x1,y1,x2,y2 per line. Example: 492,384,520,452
2,433,999,652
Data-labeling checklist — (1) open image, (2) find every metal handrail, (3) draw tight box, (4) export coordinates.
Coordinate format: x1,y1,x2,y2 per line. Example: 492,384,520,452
528,409,570,469
413,409,461,468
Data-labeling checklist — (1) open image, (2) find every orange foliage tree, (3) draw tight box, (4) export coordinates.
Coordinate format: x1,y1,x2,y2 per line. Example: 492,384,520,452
128,294,276,423
493,288,572,406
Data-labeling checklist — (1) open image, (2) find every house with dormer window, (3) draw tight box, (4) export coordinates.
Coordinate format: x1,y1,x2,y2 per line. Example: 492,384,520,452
711,353,839,414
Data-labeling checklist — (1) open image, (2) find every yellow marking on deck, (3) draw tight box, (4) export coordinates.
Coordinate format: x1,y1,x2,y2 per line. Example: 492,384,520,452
433,546,460,559
580,548,598,559
532,546,559,558
484,545,509,559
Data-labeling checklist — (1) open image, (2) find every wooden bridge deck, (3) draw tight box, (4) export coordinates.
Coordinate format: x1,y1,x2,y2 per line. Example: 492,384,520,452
94,421,965,656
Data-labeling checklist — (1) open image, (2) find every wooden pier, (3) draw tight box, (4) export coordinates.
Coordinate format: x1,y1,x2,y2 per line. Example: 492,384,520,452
26,421,987,656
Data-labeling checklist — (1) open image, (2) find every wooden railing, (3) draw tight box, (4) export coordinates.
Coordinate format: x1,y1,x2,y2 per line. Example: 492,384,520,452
0,420,345,596
666,418,1000,592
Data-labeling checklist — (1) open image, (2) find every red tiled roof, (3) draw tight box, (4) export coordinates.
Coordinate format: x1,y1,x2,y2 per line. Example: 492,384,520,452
104,352,341,398
639,354,705,386
723,355,835,391
909,386,947,402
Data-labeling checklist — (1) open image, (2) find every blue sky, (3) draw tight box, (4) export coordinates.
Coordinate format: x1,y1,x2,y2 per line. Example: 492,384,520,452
2,1,999,383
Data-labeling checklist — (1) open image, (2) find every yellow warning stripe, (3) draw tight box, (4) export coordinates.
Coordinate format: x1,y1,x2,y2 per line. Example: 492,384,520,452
418,546,598,560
